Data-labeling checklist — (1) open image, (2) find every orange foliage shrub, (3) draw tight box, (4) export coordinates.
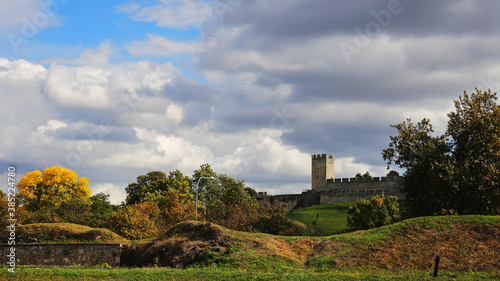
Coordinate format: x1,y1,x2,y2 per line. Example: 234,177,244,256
107,202,160,240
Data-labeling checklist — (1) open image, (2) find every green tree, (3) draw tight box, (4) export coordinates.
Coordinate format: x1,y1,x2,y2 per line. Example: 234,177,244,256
447,89,500,214
383,88,500,216
244,187,258,201
192,164,221,208
218,174,254,205
126,170,198,231
192,164,265,231
166,170,192,201
55,197,91,225
88,193,114,227
383,118,454,217
125,171,167,205
90,192,113,214
156,170,199,229
386,170,400,180
355,172,373,180
192,164,257,208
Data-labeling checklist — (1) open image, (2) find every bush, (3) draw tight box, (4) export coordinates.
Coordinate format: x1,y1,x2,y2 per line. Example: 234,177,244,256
17,205,64,224
256,206,300,236
347,194,400,230
207,200,259,232
106,202,160,240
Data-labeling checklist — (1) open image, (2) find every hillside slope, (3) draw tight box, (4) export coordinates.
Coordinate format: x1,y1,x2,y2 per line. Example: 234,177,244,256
0,223,129,244
122,215,500,272
286,202,354,235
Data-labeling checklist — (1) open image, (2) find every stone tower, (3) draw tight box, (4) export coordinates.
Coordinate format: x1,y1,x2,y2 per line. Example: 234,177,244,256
311,154,334,190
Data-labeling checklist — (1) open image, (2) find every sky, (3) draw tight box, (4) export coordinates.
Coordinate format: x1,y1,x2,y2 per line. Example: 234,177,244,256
1,0,500,204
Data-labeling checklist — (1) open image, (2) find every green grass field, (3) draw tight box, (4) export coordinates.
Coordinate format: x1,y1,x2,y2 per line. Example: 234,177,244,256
1,267,498,280
1,215,499,280
286,202,355,235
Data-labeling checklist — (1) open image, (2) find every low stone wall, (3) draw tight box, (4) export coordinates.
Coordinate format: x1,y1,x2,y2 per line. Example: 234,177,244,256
0,243,122,267
258,191,323,212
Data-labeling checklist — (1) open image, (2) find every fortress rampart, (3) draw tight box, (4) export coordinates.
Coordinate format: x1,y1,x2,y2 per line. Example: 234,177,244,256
257,154,403,211
0,243,121,267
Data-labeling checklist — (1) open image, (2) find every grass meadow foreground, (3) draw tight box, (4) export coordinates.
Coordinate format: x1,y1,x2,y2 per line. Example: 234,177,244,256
1,215,499,280
0,267,499,281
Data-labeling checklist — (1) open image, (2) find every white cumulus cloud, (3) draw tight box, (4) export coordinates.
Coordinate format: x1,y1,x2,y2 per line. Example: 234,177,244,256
117,0,213,29
91,183,128,205
126,34,199,57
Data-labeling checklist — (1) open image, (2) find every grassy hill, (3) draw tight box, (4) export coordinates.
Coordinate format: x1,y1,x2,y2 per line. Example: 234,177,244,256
286,202,355,235
122,215,500,273
0,217,499,280
1,216,498,273
0,223,129,244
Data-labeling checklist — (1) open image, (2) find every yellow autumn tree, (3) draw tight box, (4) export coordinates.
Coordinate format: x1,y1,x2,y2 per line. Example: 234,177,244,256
17,166,91,211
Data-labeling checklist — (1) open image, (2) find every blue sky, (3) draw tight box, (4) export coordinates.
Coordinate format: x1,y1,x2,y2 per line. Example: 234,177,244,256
1,0,500,204
3,1,203,77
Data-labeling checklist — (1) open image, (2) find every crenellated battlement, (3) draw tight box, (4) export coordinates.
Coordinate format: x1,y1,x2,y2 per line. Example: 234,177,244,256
312,154,334,159
326,176,400,184
315,174,402,193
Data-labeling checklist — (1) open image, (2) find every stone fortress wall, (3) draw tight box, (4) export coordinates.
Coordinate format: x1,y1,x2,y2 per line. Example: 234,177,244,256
257,154,403,211
0,243,122,267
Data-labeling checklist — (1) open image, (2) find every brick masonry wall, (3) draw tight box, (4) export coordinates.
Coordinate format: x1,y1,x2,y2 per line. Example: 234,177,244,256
0,243,122,267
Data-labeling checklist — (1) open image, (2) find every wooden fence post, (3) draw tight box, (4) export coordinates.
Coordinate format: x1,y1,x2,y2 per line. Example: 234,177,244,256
433,255,440,277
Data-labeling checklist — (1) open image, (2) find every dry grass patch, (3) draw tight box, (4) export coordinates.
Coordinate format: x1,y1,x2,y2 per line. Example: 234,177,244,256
119,216,500,273
327,220,500,271
0,223,128,244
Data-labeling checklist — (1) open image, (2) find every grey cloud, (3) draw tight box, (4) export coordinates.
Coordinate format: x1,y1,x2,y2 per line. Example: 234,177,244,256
280,116,394,165
205,0,381,49
5,0,500,199
212,104,270,132
161,76,217,103
181,103,213,127
254,74,281,88
266,70,454,104
214,0,500,44
210,93,294,134
51,123,139,143
384,1,500,37
197,0,500,106
179,0,500,182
